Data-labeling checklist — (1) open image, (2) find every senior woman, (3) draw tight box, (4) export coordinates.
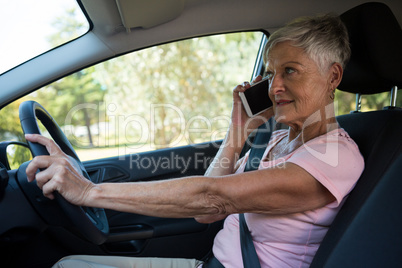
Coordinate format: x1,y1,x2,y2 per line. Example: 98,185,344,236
25,14,364,268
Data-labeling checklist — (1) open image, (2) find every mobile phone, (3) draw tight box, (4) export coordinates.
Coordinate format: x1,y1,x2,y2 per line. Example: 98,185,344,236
239,78,272,117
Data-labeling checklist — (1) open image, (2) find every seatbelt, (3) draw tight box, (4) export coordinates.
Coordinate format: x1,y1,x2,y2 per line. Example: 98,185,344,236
239,213,261,268
240,118,274,268
244,119,274,172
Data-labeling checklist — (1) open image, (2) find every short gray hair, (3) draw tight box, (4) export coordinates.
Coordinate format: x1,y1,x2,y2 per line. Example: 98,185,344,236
263,14,351,72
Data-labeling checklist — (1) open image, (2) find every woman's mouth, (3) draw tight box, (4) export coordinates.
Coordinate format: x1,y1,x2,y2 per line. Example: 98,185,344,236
276,100,294,106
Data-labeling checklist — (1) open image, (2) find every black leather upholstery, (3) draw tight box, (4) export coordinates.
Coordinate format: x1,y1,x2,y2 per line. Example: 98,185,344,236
317,154,402,267
339,2,402,94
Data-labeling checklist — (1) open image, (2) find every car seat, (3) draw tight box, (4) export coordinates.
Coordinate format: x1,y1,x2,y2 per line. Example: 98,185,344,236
310,2,402,267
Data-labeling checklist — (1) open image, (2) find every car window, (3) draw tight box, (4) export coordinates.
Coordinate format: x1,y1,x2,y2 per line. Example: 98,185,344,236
0,32,264,161
335,90,402,114
0,0,89,74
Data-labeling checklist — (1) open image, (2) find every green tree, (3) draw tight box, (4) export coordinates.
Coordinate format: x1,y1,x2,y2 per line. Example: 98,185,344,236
37,68,105,147
336,89,401,115
46,8,87,45
93,32,261,148
0,98,27,141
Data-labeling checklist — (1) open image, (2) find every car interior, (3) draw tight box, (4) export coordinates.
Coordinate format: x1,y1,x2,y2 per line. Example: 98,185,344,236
310,3,402,266
0,0,401,267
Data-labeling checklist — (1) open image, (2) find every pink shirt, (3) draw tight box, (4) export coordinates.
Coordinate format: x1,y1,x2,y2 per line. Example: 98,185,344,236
211,128,364,267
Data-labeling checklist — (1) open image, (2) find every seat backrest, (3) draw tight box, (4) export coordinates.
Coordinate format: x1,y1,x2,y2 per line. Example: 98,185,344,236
316,154,402,267
311,2,402,266
311,109,402,267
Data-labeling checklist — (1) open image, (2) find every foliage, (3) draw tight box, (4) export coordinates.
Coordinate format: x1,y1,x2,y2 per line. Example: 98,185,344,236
0,98,27,141
8,144,32,170
40,9,104,147
335,89,401,114
92,32,261,149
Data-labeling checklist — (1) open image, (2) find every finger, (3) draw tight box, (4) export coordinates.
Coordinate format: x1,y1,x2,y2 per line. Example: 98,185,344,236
242,81,251,89
25,155,51,182
251,75,262,84
25,134,63,155
36,163,77,200
41,174,59,200
34,163,60,189
26,155,70,182
41,169,73,200
233,82,250,94
242,81,250,86
42,169,92,205
28,163,61,200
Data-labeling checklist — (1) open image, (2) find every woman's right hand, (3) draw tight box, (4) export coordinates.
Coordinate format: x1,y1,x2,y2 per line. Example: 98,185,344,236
205,76,274,177
25,134,95,206
231,75,274,134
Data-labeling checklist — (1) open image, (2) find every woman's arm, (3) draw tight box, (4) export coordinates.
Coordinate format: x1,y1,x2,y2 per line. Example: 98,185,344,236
25,134,334,223
89,162,334,221
204,126,246,177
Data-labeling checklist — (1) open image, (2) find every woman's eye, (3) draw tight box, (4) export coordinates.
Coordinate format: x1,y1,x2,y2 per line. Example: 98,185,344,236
285,67,295,74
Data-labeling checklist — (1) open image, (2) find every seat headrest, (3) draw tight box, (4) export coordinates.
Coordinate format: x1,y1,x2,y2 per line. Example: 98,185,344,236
339,2,402,94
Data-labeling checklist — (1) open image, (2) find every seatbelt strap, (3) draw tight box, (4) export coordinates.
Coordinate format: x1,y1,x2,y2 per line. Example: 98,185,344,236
240,118,274,268
203,255,225,268
244,119,274,172
239,213,261,268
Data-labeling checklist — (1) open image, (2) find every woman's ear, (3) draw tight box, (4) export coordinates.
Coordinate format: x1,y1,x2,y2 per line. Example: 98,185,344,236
328,62,343,91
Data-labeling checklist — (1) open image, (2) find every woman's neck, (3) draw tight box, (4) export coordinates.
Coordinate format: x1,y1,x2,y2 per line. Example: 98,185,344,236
287,105,339,143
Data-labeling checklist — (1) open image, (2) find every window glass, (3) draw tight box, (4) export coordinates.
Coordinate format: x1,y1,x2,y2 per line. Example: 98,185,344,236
335,89,402,114
0,32,264,160
0,0,89,74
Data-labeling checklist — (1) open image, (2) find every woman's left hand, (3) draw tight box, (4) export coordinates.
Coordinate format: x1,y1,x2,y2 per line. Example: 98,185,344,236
25,134,94,206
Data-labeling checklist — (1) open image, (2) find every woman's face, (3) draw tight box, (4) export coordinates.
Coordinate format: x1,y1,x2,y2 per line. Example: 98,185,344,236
265,41,335,131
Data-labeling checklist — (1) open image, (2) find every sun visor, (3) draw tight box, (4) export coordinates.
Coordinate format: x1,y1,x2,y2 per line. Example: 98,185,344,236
115,0,186,31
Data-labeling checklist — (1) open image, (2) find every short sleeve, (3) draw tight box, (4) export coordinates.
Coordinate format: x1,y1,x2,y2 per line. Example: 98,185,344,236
287,129,364,208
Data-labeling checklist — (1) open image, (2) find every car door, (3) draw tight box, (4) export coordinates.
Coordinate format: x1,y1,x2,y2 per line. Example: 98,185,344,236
2,31,266,260
84,141,224,259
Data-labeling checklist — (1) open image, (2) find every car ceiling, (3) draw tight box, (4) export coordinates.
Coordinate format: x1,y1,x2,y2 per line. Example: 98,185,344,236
0,0,401,108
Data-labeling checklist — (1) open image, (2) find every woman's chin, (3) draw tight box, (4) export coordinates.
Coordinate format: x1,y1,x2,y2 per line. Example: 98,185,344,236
274,113,291,125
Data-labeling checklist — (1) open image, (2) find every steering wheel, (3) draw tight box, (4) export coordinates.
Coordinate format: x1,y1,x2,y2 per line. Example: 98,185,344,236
19,100,109,245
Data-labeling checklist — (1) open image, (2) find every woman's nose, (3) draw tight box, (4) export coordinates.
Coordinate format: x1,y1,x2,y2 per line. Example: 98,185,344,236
269,74,285,95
